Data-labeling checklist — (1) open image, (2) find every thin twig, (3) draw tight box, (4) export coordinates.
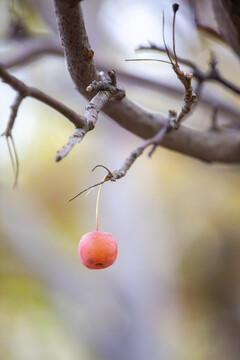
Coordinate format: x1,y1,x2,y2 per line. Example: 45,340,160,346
110,124,170,181
6,136,15,175
125,58,172,65
10,135,19,188
67,180,109,202
172,3,179,66
162,11,174,66
67,123,170,202
1,93,23,187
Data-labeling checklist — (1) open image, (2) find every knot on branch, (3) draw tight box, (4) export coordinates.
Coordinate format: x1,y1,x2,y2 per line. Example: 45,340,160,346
86,70,125,100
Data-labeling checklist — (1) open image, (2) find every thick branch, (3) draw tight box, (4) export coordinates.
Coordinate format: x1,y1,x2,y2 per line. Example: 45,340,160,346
54,0,97,95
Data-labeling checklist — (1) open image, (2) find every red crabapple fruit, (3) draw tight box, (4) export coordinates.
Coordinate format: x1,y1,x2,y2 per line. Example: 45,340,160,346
78,231,118,269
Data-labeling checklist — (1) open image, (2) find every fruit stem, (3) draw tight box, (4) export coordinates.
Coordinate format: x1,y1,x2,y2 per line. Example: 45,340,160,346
96,175,108,231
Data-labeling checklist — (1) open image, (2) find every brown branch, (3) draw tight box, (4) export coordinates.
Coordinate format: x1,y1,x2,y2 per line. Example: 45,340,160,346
0,64,124,164
157,14,198,130
173,72,198,128
55,92,112,161
0,65,85,128
54,0,97,95
111,124,170,180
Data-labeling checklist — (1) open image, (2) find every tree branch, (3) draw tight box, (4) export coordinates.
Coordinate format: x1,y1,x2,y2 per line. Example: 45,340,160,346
52,0,240,164
0,65,85,128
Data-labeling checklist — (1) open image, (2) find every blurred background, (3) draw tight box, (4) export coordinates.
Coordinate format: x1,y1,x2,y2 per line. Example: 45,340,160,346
0,0,240,359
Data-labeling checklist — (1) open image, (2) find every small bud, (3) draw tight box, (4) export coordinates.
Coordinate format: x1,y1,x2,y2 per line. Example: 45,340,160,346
172,3,179,13
86,85,94,92
186,72,193,79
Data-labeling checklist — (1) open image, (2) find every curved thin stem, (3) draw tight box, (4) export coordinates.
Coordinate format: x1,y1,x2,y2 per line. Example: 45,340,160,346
6,136,15,175
10,135,19,188
95,174,108,231
172,3,179,67
125,58,171,64
162,11,174,66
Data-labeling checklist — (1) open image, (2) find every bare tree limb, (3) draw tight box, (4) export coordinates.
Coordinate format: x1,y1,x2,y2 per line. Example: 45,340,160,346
0,64,125,164
52,0,240,164
0,65,85,128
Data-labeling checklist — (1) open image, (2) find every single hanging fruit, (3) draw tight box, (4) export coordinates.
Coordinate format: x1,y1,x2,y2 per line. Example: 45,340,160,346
78,174,118,269
78,231,118,269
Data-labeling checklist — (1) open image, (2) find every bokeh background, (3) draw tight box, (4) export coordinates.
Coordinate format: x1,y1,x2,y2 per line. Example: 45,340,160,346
0,1,240,360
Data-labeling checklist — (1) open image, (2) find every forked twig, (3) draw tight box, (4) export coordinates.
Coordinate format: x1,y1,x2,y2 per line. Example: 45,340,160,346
68,164,113,202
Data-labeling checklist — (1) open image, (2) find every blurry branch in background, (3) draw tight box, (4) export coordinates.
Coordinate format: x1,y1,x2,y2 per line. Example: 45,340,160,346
137,44,240,96
1,37,63,69
209,106,219,132
189,0,240,58
188,0,223,41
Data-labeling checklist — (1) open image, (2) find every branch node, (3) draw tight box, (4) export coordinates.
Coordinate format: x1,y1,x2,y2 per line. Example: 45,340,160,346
86,71,125,99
